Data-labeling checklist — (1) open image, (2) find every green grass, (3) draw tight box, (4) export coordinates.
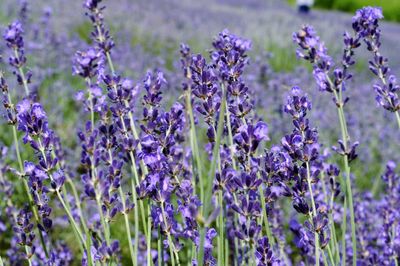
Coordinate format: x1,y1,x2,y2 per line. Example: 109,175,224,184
261,42,312,73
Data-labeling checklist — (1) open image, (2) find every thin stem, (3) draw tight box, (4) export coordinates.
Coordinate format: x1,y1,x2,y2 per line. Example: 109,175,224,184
395,111,400,130
9,199,33,265
37,141,86,246
118,186,137,266
341,197,348,266
83,77,95,128
118,111,148,236
147,204,152,266
56,189,85,243
258,184,275,244
225,237,229,266
13,49,29,95
158,228,163,266
329,193,340,264
61,186,85,255
5,84,49,258
198,87,227,265
97,22,154,265
321,249,329,266
65,177,93,265
305,162,320,266
217,190,225,266
326,244,335,266
329,77,357,266
95,194,111,245
24,245,33,266
185,84,204,205
160,202,180,266
225,100,237,171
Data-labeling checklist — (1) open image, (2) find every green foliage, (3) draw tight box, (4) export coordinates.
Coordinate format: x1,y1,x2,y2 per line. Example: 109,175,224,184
264,42,311,73
315,0,400,22
72,21,93,44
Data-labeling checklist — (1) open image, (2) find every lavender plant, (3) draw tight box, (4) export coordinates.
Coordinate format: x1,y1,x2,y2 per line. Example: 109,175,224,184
0,1,399,266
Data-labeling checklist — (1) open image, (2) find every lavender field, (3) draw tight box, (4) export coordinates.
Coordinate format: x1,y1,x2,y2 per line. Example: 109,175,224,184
0,0,400,265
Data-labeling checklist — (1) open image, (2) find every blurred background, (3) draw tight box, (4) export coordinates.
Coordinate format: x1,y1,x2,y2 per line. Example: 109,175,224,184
0,0,399,191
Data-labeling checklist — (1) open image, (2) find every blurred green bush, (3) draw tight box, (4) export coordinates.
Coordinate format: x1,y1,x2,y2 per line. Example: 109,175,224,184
315,0,400,22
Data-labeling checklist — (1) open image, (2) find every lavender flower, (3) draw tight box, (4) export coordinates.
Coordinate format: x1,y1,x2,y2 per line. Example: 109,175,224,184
3,20,32,95
352,7,400,118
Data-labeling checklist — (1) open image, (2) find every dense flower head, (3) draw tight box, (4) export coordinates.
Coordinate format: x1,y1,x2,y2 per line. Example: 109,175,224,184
284,87,311,120
16,100,54,151
3,20,33,88
352,7,383,38
84,0,102,10
190,54,221,129
73,48,101,78
212,29,252,57
234,121,269,156
180,43,192,80
352,6,400,113
293,25,332,71
143,71,166,107
211,29,252,83
255,237,280,266
3,21,24,49
84,0,114,55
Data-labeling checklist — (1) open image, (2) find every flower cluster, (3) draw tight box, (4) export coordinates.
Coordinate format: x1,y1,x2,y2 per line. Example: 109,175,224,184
353,7,400,113
1,2,400,266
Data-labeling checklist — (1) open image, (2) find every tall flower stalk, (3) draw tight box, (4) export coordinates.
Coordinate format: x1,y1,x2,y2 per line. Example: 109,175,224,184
294,25,360,266
351,7,400,128
1,21,50,260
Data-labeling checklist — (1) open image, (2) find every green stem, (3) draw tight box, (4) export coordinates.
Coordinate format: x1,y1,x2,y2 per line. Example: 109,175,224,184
329,193,340,264
225,237,229,266
5,83,49,258
158,228,163,266
329,77,356,266
341,197,348,266
185,84,204,205
95,195,111,245
343,155,357,266
160,202,180,266
395,111,400,130
326,244,335,266
56,190,85,244
119,186,137,266
305,162,320,266
198,86,227,265
147,204,152,266
24,245,33,266
118,111,148,236
65,177,93,265
320,172,338,262
61,186,85,255
217,190,225,266
258,182,275,246
98,21,154,265
225,99,237,171
13,49,29,95
38,141,86,247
